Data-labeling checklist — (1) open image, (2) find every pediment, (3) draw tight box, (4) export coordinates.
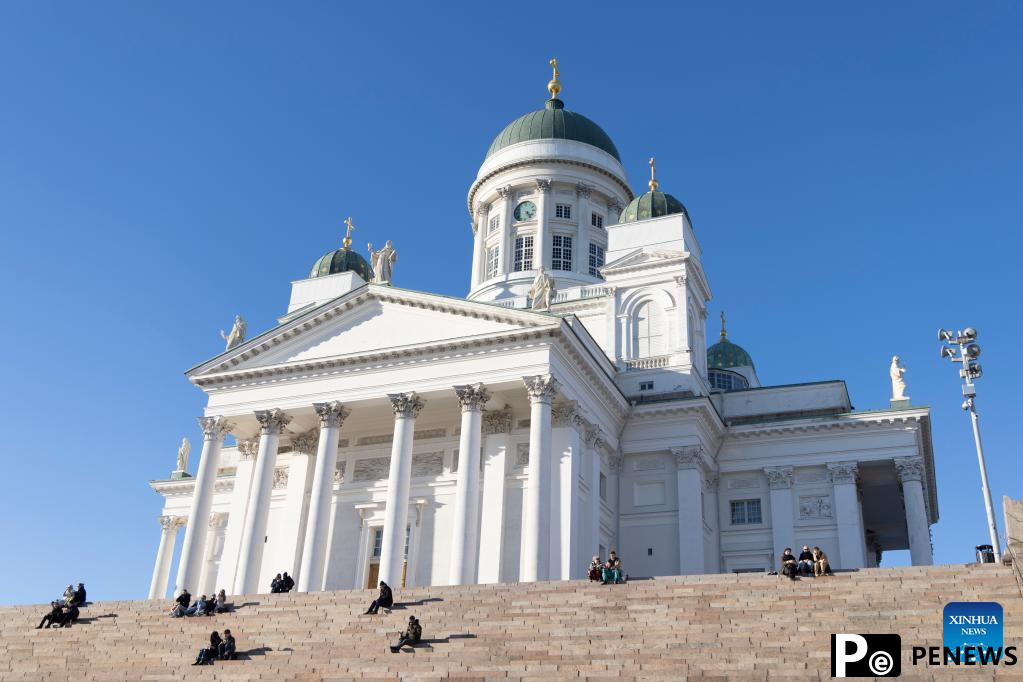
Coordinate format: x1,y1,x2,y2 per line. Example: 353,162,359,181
188,286,557,378
602,248,687,273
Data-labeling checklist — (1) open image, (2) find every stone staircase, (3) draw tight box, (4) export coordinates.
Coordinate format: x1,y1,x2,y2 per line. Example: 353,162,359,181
0,564,1020,680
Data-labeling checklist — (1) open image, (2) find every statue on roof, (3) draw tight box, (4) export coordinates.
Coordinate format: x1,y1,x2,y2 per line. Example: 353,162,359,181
529,266,556,312
220,314,246,351
368,240,397,284
890,355,909,401
175,437,191,473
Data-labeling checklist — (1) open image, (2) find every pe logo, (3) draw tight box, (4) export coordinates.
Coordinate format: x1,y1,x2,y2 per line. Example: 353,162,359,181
943,602,1003,663
831,634,901,677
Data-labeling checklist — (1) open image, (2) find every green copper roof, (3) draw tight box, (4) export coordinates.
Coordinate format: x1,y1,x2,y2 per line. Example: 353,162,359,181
707,337,755,369
618,189,690,224
310,247,372,281
486,98,621,162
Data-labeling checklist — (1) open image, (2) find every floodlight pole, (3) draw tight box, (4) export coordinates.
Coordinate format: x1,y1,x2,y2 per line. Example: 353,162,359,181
962,373,1001,563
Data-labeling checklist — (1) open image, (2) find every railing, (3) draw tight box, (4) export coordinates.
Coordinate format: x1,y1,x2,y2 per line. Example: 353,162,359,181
553,285,609,304
624,355,672,371
1007,542,1023,600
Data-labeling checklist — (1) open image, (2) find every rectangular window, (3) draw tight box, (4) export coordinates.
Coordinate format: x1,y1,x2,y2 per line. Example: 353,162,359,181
639,381,654,391
513,235,534,272
591,213,604,228
599,472,608,501
730,499,763,525
488,214,500,233
372,528,383,557
485,246,500,279
552,235,573,271
555,204,572,219
588,243,605,277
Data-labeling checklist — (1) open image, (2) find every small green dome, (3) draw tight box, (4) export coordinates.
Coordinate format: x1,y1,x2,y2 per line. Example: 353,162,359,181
310,247,372,281
707,337,755,370
618,190,690,224
486,98,621,162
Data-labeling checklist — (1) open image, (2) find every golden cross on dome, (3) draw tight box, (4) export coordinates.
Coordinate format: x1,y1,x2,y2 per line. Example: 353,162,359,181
547,57,561,99
720,311,727,339
649,157,659,192
342,216,355,249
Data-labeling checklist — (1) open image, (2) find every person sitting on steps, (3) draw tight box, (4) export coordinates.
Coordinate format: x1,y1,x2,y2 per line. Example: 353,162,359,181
187,595,209,617
62,585,75,606
812,546,833,577
36,602,64,629
71,583,86,607
218,629,236,660
61,603,79,627
365,581,393,615
796,545,815,577
270,574,284,593
780,548,798,580
193,631,222,665
281,572,295,592
170,589,191,617
588,556,603,582
602,551,624,584
214,589,229,613
390,616,422,653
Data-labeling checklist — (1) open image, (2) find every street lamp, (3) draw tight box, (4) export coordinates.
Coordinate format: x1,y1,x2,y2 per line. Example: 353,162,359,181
938,327,1000,562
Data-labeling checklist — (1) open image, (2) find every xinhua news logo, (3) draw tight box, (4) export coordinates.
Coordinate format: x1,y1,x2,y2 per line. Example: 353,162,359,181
831,634,901,677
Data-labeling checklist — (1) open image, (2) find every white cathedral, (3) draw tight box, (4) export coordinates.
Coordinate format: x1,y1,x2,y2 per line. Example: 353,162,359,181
148,64,938,600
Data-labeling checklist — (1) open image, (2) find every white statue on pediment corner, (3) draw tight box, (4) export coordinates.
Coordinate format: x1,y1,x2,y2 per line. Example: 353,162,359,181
175,437,190,473
220,314,246,351
890,355,908,401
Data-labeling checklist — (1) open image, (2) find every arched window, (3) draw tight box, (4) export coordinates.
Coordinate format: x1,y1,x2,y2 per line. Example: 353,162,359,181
632,302,665,358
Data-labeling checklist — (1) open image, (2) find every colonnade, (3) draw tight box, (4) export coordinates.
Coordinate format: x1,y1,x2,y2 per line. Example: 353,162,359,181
154,374,603,599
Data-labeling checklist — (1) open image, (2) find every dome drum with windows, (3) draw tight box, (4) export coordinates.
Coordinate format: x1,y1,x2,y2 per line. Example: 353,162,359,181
707,313,757,391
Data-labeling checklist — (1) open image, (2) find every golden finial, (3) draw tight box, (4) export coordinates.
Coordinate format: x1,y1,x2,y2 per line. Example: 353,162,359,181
720,311,727,339
342,216,355,249
547,57,561,100
648,157,659,192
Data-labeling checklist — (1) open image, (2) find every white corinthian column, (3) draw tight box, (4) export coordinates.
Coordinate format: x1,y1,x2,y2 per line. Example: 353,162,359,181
895,455,933,566
174,415,233,596
298,401,350,592
234,408,292,595
521,374,558,582
379,392,424,587
150,516,184,599
449,383,490,585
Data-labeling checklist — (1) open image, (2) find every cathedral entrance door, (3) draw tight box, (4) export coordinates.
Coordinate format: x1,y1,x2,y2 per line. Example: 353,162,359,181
366,528,383,589
366,562,379,589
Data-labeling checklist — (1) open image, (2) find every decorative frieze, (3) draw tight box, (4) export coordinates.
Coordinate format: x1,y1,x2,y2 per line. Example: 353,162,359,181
827,462,859,486
634,457,665,472
411,452,444,478
388,392,425,419
333,461,346,484
515,443,530,468
352,457,390,482
798,495,833,520
764,466,794,490
797,471,829,484
255,408,291,435
454,383,490,413
894,455,925,484
358,434,393,446
198,415,234,441
727,478,760,490
482,405,513,435
523,374,558,404
272,466,289,489
313,401,349,429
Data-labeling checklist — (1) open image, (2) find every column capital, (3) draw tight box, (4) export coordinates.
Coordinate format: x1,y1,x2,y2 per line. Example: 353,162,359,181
208,512,229,529
703,472,720,490
496,184,514,199
535,178,552,193
523,374,558,404
894,455,925,483
608,452,624,474
454,383,490,413
290,429,320,456
237,438,259,460
672,445,704,470
313,401,350,429
482,404,513,435
583,423,600,448
764,466,794,490
551,401,579,428
388,391,424,419
197,415,234,441
575,183,592,198
254,408,292,435
828,461,860,485
606,198,622,212
475,204,487,217
159,515,185,531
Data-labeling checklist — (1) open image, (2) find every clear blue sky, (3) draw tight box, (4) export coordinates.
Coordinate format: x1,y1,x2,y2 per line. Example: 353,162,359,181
1,2,1020,606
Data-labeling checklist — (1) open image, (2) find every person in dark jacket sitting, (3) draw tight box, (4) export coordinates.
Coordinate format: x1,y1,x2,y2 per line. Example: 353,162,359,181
270,574,283,593
171,589,191,617
193,631,223,665
281,572,295,592
390,616,422,653
60,604,80,627
218,629,236,660
365,581,394,615
780,548,798,581
71,583,86,607
36,602,64,629
796,546,814,577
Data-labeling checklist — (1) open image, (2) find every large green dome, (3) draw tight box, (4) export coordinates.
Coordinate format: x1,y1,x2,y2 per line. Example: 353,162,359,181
486,98,621,162
618,189,690,224
707,337,755,370
310,247,372,281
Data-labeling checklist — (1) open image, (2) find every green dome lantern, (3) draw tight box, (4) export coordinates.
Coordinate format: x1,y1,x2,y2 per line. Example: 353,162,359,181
309,216,373,282
485,59,621,162
707,312,755,369
618,156,690,224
